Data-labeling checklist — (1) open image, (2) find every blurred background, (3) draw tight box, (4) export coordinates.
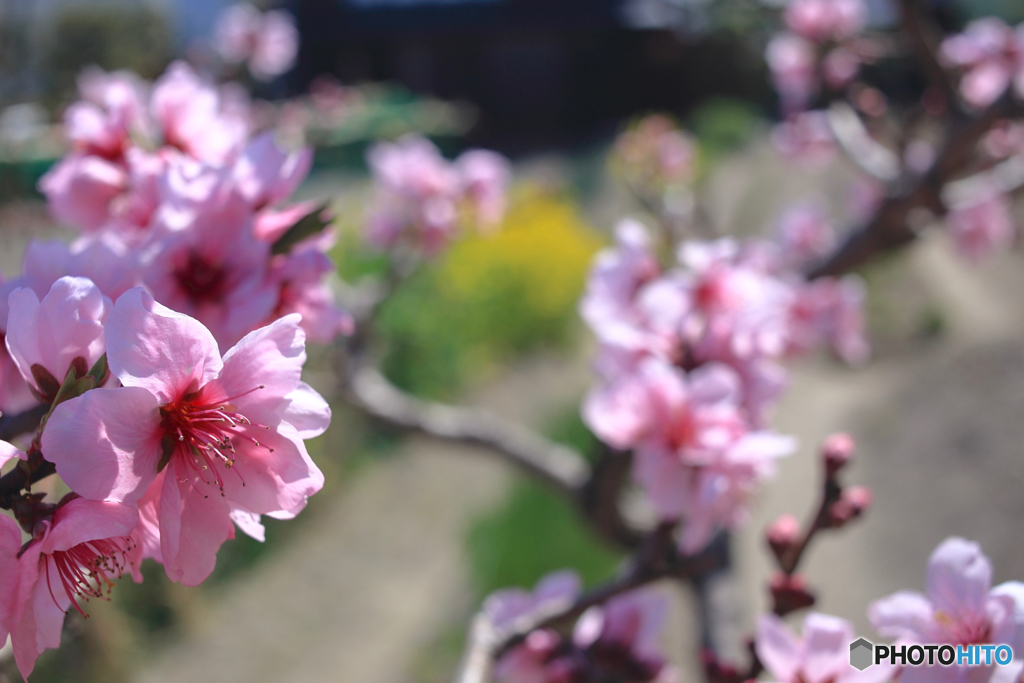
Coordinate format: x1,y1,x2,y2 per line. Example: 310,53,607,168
4,0,1024,681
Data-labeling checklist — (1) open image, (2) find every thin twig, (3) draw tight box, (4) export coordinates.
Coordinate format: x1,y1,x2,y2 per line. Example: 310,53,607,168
454,522,730,683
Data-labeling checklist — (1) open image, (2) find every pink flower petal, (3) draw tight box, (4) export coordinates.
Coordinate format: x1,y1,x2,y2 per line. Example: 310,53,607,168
106,288,223,402
41,498,138,554
42,385,162,505
926,537,992,618
867,590,934,641
756,613,802,683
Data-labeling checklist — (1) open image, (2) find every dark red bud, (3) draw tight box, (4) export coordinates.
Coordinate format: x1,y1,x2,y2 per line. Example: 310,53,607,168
769,572,816,616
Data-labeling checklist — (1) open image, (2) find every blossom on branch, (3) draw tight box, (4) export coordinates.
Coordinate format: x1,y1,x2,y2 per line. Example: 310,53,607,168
40,289,328,585
364,135,511,255
868,537,1024,683
0,496,138,680
756,611,893,683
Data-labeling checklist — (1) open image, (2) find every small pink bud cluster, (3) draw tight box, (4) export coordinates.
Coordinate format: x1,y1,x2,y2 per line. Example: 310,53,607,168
612,114,697,194
763,0,885,165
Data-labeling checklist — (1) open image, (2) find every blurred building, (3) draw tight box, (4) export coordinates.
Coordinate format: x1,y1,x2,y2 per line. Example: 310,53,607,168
290,0,771,150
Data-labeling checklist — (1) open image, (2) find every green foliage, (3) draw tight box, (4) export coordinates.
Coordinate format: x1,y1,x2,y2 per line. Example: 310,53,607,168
466,479,622,598
44,7,173,98
689,97,762,162
371,187,603,398
959,0,1024,23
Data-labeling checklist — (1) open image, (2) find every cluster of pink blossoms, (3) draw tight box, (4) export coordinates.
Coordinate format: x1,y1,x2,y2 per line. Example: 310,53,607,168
214,3,299,82
487,571,676,683
753,536,1024,683
579,216,866,553
0,286,329,678
30,60,352,359
0,56,349,678
765,0,870,116
940,18,1024,110
364,135,511,255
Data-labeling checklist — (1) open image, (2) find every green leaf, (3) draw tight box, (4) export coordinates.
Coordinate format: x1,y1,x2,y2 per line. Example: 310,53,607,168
87,353,108,385
270,204,331,255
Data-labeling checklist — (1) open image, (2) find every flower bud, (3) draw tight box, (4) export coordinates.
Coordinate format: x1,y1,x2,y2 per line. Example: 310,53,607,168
769,572,816,616
826,486,872,528
821,432,855,476
701,648,748,683
766,513,801,564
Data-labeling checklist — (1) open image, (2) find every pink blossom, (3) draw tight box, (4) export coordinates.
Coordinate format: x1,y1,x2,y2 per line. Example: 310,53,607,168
0,496,137,680
142,192,277,349
6,276,111,397
823,47,861,89
757,612,893,683
774,201,836,267
40,289,328,585
583,358,743,456
232,132,312,211
983,119,1024,158
455,149,511,228
679,239,794,363
66,67,149,160
784,0,867,43
766,33,819,112
151,61,250,165
945,189,1016,262
490,571,581,683
215,4,299,81
868,537,1024,683
580,219,663,342
788,276,869,365
268,244,354,342
38,153,127,232
364,135,463,254
3,237,142,320
940,18,1023,108
572,589,676,683
656,431,795,553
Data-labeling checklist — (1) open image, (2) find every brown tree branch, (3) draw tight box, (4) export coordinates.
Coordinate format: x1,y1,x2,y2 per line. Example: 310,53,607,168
0,404,50,510
807,98,1018,278
345,365,591,497
454,523,730,683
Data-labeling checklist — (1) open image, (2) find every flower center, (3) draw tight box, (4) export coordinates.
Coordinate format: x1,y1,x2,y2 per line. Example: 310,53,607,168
45,536,133,618
174,252,228,303
158,384,271,496
935,610,992,646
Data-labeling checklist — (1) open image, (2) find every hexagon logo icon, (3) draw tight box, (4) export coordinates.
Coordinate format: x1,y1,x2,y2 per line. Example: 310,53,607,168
850,638,873,671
